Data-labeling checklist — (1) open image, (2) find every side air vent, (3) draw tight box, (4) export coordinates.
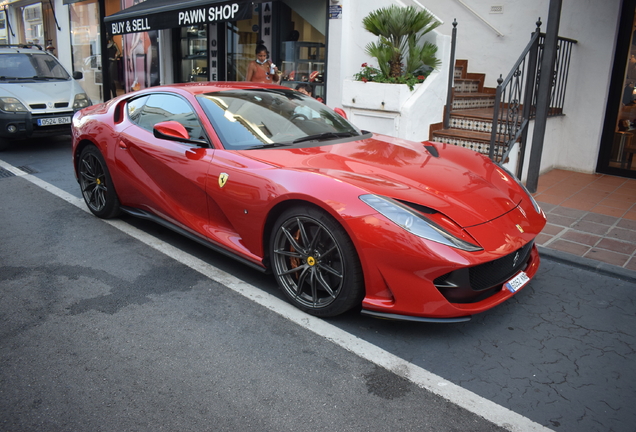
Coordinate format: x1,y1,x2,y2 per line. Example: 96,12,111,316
396,199,437,214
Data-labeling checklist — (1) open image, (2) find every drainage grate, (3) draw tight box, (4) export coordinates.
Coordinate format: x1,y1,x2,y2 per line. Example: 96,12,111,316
0,167,16,178
16,165,38,174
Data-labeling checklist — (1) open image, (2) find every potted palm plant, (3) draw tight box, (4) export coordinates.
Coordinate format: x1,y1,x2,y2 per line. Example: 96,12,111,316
355,5,441,90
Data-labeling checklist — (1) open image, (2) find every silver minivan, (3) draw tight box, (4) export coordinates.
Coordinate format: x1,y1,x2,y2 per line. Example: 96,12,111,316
0,44,92,151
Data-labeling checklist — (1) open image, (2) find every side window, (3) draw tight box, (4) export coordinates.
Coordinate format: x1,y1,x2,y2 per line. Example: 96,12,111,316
137,94,206,140
127,95,150,124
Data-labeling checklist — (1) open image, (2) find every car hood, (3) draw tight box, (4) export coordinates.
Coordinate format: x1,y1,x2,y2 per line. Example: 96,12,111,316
242,135,526,228
0,80,83,112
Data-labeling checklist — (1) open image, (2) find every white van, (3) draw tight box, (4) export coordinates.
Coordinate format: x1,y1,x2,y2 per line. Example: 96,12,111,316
0,44,92,151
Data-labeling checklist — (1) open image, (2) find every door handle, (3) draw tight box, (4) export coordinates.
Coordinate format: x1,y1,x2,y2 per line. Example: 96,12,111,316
118,140,128,149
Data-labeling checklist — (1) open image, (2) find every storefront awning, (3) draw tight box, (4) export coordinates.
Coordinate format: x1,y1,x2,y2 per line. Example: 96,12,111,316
104,0,252,35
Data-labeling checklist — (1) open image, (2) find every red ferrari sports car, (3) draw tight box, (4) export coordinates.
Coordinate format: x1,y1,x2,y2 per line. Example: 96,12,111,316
72,82,546,322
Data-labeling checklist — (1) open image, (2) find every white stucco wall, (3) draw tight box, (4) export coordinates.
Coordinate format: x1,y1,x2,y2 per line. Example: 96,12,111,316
329,0,623,176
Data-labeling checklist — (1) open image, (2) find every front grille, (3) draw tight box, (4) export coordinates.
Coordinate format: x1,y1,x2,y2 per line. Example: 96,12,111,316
469,241,533,291
434,241,534,303
28,103,69,110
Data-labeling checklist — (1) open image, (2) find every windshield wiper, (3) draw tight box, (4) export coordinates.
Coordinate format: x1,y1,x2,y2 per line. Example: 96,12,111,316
0,76,36,80
292,131,357,144
32,76,68,81
245,142,292,150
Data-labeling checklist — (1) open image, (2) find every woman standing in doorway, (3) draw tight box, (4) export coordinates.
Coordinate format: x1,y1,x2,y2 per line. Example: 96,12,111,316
246,44,279,84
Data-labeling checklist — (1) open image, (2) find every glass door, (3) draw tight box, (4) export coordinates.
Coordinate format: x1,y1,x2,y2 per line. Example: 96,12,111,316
225,7,260,82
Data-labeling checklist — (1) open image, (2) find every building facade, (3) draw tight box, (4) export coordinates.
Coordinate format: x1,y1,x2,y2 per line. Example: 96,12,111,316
0,0,634,182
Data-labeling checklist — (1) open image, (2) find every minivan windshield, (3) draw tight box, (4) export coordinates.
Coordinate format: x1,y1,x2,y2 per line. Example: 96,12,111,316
197,88,361,150
0,53,70,80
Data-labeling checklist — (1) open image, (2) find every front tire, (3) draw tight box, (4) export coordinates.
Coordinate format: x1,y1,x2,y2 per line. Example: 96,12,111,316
270,206,364,317
78,145,121,218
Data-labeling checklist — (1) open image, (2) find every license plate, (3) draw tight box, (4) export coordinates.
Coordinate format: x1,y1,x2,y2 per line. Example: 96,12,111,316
37,117,71,126
504,271,530,293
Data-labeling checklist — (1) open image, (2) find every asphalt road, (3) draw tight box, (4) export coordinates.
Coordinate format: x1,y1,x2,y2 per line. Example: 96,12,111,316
1,137,635,432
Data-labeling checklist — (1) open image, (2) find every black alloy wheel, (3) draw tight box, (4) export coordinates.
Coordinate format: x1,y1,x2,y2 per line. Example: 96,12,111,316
270,206,364,317
78,145,121,219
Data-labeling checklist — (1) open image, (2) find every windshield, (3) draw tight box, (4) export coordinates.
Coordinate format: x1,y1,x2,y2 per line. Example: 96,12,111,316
197,88,361,150
0,53,70,80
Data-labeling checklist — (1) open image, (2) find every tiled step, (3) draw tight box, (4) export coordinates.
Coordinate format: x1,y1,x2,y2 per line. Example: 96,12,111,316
452,92,496,110
454,78,481,93
449,110,518,135
431,129,495,155
440,59,511,157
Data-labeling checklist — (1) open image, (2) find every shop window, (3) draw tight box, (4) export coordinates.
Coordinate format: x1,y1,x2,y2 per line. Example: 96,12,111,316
609,9,636,171
69,0,102,103
22,3,43,44
123,30,160,92
177,25,208,83
0,11,8,45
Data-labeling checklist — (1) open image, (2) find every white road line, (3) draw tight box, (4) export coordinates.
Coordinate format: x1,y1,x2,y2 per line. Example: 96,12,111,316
1,158,554,432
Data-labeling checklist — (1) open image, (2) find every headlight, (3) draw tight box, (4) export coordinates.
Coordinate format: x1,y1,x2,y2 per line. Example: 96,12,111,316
499,166,542,214
360,194,483,252
0,97,28,113
73,93,91,111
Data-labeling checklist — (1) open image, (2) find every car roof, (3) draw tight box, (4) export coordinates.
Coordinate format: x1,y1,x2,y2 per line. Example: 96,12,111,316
0,44,48,55
137,82,289,97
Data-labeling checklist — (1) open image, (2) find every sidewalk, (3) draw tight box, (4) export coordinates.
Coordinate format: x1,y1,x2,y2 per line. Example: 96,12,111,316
533,168,636,279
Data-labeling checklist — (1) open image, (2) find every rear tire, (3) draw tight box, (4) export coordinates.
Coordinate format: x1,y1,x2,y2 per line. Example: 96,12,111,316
270,206,364,317
78,145,121,218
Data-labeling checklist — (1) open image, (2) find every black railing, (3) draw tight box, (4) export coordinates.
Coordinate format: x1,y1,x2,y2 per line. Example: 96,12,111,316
490,20,577,175
488,22,542,166
445,19,577,177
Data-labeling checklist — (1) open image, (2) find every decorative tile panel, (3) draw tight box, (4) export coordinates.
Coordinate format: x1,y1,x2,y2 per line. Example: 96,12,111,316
449,117,513,134
452,97,495,110
431,135,508,159
454,80,480,93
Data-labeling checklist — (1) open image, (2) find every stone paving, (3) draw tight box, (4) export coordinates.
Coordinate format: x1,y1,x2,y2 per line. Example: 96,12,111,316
533,169,636,271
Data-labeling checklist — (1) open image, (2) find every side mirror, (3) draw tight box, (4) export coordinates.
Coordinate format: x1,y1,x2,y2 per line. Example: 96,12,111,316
333,107,347,119
73,71,83,80
154,120,190,140
153,120,208,146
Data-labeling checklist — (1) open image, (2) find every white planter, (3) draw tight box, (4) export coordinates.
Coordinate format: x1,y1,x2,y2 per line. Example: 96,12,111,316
341,79,422,137
342,79,420,112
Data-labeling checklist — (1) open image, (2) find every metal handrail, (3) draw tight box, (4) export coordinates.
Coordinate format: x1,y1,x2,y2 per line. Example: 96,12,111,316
489,21,578,176
443,19,458,130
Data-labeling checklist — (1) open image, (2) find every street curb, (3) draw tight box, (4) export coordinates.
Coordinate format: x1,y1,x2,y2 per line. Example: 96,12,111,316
538,245,636,284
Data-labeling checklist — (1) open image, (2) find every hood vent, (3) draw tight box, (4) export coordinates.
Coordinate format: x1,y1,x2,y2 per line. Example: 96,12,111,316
424,145,439,157
30,103,46,109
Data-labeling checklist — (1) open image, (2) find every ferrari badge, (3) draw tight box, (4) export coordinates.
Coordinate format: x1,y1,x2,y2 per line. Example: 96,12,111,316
218,173,229,188
516,224,524,233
